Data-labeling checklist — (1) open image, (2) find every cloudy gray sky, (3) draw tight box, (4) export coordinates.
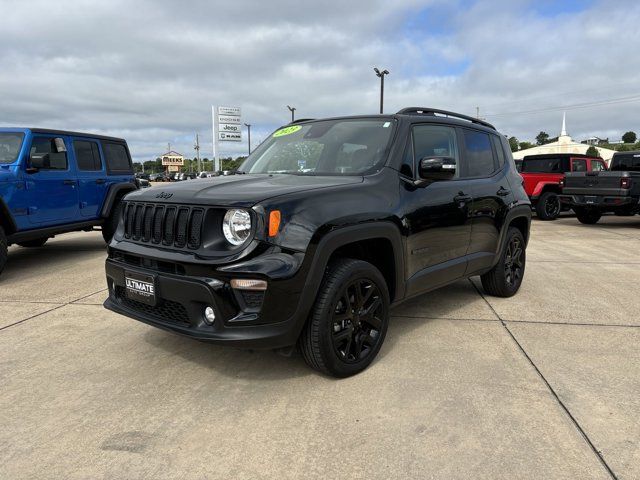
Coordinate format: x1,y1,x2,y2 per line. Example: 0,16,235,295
1,0,638,163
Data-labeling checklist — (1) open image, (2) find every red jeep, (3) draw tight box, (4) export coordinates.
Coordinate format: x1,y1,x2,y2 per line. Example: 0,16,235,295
520,153,607,220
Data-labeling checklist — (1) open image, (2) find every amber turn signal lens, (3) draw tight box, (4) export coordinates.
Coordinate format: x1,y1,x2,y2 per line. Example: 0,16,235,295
268,210,281,237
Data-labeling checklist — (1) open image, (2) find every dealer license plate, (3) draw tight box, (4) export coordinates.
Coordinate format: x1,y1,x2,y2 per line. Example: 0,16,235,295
585,196,597,204
124,271,157,306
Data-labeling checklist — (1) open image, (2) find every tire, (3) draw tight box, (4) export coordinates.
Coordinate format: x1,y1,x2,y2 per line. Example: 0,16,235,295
0,225,7,276
17,237,48,248
481,227,526,298
535,191,561,220
299,258,390,378
102,200,123,243
575,207,602,225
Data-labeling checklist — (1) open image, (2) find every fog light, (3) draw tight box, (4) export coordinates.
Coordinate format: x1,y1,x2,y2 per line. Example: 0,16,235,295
204,306,216,324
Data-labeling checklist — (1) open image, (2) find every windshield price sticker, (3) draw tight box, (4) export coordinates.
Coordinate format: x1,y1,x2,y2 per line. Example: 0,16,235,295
273,125,302,137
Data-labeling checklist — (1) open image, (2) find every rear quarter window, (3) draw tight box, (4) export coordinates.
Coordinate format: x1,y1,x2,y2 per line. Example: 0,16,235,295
102,142,132,173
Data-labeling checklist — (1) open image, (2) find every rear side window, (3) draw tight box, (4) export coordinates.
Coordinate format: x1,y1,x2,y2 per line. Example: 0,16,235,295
521,158,562,173
491,135,506,168
102,142,132,173
30,137,68,170
74,140,102,171
463,130,496,177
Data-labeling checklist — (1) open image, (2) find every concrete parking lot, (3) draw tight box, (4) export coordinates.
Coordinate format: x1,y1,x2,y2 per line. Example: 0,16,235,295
1,216,638,479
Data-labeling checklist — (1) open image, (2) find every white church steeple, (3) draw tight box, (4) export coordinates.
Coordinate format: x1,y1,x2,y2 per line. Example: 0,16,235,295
560,112,568,137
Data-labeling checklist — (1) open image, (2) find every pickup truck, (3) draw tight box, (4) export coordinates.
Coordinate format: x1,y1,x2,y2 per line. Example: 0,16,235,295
520,154,607,220
0,128,138,276
560,151,640,224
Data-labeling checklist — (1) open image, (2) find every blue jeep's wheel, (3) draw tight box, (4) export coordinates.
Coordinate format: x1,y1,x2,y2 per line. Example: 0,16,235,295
0,226,7,276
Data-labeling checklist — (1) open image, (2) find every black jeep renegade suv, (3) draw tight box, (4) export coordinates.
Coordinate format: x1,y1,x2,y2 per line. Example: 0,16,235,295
104,108,531,377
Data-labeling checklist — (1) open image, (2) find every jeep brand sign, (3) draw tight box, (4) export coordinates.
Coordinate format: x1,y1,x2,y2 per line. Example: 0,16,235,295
212,105,243,171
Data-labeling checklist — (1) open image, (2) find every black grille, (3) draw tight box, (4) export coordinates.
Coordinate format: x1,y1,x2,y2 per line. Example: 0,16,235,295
115,286,190,326
123,202,204,250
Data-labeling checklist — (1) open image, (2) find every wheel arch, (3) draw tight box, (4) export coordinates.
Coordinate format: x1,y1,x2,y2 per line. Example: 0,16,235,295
100,182,137,218
0,198,17,235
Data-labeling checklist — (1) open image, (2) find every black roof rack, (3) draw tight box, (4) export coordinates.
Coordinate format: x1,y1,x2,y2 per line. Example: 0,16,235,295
396,107,496,131
288,118,315,125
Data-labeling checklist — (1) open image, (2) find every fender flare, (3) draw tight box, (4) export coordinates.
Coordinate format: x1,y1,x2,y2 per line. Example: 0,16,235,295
303,221,406,303
100,182,137,218
494,205,532,259
0,198,17,235
531,181,561,199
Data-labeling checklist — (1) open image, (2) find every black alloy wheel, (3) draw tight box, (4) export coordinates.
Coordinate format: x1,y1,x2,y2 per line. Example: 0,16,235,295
536,191,560,220
503,235,524,288
300,258,390,377
331,278,384,364
480,227,526,297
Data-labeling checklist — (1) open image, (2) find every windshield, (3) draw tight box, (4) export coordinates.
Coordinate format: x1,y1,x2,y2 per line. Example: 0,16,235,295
0,133,25,164
241,119,395,175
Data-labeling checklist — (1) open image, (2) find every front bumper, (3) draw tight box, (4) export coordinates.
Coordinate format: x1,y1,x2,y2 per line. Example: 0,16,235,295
104,253,309,349
559,194,637,209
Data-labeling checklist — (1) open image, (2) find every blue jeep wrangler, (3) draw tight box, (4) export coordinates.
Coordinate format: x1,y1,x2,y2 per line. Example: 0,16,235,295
0,128,138,276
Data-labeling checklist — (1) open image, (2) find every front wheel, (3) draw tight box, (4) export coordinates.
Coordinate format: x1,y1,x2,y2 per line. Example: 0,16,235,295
481,227,526,298
575,207,602,224
18,238,48,248
535,191,561,220
299,258,390,378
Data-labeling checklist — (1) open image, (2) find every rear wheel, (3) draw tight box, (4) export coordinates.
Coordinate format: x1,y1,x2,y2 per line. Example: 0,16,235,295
535,191,561,220
575,207,602,224
102,200,123,243
299,258,390,378
0,226,7,276
17,238,48,248
481,227,526,298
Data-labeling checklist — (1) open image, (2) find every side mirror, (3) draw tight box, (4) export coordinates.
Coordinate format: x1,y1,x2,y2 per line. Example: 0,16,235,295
419,156,456,181
27,154,48,173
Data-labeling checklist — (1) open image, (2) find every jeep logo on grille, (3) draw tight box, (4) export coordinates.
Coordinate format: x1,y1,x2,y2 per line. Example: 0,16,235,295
155,192,173,199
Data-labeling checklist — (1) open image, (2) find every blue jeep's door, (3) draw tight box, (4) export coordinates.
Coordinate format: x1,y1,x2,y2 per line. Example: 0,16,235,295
25,135,79,225
73,138,107,218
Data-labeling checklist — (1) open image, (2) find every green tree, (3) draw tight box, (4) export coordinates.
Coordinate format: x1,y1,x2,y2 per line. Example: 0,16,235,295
519,141,534,150
536,131,550,146
585,146,599,157
622,131,637,144
508,136,519,152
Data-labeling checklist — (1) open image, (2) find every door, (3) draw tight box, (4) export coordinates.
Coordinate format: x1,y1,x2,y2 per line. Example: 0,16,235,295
400,124,472,295
73,138,107,218
464,131,511,275
25,135,79,226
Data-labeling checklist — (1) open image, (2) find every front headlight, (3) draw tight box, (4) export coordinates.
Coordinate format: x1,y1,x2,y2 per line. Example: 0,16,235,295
223,209,252,246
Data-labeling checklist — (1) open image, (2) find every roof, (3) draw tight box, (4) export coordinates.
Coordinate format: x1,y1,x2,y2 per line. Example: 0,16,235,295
161,150,183,157
0,127,125,142
523,153,597,160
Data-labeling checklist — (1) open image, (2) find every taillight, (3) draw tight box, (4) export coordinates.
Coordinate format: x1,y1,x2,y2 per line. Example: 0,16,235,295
621,178,631,189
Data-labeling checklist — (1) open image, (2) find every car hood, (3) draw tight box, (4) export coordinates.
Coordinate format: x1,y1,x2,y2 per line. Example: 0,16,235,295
124,174,364,207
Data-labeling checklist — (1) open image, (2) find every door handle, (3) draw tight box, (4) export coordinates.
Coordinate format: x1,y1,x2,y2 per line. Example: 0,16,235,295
63,179,76,186
453,193,472,203
96,179,106,184
497,187,511,196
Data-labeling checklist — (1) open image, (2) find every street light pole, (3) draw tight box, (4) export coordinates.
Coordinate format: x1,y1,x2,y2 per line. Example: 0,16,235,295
373,67,389,114
287,105,296,122
194,133,201,173
244,123,252,155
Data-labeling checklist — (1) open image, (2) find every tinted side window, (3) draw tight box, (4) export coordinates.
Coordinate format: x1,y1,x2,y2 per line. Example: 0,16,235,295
412,124,459,178
74,140,102,171
491,135,506,168
463,130,496,177
30,137,68,170
102,142,132,173
572,159,587,172
521,158,562,173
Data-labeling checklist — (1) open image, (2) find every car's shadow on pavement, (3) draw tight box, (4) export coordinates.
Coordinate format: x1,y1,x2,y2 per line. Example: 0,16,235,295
2,235,107,283
141,280,477,380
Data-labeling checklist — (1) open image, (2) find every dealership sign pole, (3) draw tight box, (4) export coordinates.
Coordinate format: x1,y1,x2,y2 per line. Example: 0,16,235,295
212,106,242,172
